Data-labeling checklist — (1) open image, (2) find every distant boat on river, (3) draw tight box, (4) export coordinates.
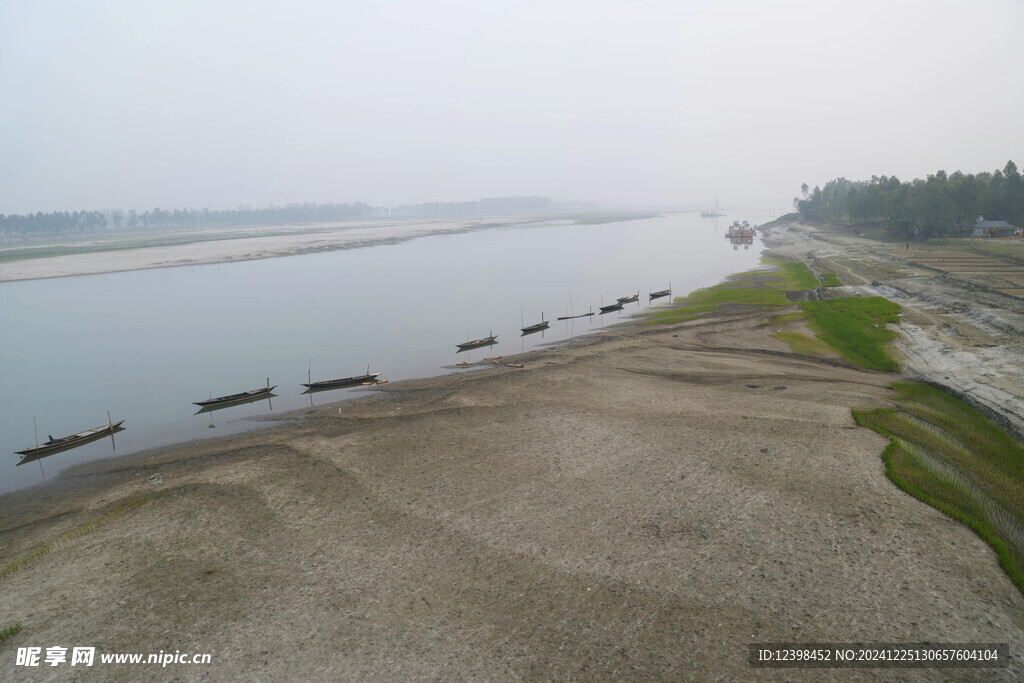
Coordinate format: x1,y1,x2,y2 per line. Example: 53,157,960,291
701,196,725,217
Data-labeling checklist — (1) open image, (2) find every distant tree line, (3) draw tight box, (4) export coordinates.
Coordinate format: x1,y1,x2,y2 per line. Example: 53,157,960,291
0,196,586,236
794,160,1024,238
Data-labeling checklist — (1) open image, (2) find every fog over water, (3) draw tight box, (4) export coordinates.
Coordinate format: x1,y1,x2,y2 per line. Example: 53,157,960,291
2,0,1022,214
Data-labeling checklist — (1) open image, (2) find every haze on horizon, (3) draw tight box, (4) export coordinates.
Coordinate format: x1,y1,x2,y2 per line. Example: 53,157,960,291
2,0,1022,217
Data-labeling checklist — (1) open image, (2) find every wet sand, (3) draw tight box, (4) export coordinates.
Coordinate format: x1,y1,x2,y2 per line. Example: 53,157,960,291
2,220,1023,680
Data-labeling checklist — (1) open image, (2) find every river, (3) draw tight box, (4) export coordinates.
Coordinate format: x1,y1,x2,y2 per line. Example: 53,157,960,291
0,210,772,495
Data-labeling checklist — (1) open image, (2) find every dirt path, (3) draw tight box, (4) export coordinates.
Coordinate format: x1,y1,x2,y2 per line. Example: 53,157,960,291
2,224,1023,680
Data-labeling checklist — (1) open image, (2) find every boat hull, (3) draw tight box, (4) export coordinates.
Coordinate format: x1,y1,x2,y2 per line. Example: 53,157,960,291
16,420,125,460
302,373,381,391
193,386,277,408
520,322,550,335
456,336,498,351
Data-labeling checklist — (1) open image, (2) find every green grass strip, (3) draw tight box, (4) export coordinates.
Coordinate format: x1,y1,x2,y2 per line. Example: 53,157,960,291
854,382,1024,596
762,259,821,290
800,297,901,371
821,272,842,287
0,490,165,583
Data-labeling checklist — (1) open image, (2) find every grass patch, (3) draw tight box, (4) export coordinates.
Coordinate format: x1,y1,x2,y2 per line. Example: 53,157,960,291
854,382,1024,596
799,297,901,371
643,279,791,327
0,624,22,644
0,490,165,582
684,286,789,307
762,259,820,290
821,272,842,287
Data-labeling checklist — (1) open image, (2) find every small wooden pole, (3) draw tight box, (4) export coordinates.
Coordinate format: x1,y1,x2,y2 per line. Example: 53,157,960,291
33,416,39,449
108,411,117,454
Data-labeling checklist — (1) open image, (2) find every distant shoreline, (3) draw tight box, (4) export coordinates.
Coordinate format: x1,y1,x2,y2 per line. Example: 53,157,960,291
0,212,659,283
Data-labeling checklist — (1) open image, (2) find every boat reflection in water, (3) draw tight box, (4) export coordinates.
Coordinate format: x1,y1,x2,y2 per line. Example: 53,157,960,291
729,235,755,250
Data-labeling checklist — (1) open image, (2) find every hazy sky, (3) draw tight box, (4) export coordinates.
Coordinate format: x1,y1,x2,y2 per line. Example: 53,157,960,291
2,0,1022,214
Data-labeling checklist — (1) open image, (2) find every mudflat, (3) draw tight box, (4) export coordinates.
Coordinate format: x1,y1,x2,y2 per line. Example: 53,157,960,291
2,221,1023,680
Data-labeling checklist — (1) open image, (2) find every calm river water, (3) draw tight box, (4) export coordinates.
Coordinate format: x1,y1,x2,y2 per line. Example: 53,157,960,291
0,210,773,495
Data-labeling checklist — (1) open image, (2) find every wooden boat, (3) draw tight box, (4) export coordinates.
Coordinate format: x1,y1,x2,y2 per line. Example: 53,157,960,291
16,420,125,459
617,291,640,304
557,304,595,320
457,333,497,351
302,372,381,391
194,385,276,408
599,302,624,314
557,311,595,320
649,284,672,300
520,313,550,335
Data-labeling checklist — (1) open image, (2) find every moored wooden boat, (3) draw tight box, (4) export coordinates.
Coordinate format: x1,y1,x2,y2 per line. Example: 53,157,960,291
557,303,595,320
302,372,381,391
649,284,672,300
599,302,624,314
617,291,640,304
557,310,595,320
457,333,498,351
520,313,550,335
194,384,276,408
16,420,125,459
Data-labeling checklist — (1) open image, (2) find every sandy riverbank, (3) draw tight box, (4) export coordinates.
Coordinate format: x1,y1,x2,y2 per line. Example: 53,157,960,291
2,220,1023,680
0,218,519,282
